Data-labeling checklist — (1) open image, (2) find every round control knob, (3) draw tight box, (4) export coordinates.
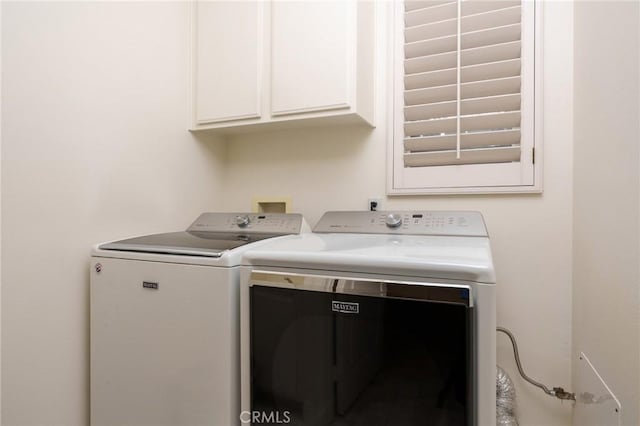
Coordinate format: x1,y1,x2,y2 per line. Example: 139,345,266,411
385,213,403,228
235,215,250,227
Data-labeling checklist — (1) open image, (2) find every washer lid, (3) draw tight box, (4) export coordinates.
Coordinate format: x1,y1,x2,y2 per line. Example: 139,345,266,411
97,212,308,258
99,231,283,258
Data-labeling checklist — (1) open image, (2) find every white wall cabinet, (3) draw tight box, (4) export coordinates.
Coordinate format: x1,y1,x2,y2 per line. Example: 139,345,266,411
191,1,375,132
195,1,263,124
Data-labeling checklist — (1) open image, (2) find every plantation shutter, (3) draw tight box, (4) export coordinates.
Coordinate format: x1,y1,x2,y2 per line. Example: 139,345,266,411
402,0,524,168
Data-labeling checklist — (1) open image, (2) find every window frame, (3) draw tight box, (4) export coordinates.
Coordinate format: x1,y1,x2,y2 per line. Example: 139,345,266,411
386,0,544,195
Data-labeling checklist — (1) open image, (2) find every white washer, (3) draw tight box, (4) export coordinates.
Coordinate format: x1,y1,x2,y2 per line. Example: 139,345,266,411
240,211,496,426
90,212,309,426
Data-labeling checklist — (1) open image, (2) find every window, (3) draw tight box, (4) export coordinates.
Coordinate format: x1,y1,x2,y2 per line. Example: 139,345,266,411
388,0,541,194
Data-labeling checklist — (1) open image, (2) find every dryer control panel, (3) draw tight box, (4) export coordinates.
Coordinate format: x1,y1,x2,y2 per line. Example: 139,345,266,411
188,213,305,234
313,211,488,237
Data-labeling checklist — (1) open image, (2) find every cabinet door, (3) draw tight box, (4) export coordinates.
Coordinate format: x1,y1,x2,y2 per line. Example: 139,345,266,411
195,1,263,124
271,1,352,116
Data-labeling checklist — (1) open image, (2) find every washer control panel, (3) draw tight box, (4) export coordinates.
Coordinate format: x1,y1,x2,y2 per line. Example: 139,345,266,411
313,211,488,237
188,213,304,234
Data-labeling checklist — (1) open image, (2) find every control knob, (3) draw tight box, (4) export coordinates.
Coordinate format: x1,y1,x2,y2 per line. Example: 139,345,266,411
385,213,403,228
235,215,250,227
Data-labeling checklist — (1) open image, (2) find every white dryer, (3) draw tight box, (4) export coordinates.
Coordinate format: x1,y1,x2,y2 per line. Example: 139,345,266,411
240,211,496,426
90,212,308,426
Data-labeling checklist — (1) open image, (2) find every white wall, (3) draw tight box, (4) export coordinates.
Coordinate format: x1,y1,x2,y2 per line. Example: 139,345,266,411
572,2,640,425
1,2,225,425
221,2,574,425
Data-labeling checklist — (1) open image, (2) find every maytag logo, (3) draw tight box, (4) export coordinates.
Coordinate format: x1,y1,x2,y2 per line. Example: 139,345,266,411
332,301,359,314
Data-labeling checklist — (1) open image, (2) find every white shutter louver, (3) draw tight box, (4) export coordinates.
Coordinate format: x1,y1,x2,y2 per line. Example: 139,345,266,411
402,0,523,168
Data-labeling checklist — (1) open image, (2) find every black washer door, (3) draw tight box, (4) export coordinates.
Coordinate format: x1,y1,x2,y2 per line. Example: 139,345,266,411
250,284,475,426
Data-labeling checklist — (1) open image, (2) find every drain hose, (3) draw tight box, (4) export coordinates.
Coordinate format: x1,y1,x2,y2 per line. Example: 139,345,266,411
497,365,518,426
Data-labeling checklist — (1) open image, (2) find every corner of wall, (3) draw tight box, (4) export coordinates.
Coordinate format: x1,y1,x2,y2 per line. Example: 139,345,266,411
190,131,230,206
